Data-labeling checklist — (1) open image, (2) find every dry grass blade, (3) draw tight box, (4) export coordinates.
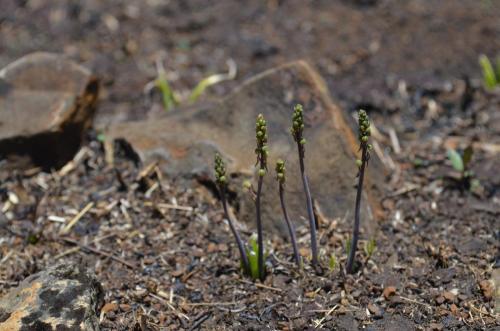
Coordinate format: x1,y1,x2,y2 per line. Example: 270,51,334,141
59,202,94,235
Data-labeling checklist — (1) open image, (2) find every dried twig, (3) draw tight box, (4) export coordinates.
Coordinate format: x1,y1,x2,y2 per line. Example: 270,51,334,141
59,202,94,235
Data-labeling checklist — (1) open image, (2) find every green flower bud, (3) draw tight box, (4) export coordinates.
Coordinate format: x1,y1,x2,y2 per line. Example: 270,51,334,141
259,169,266,177
356,159,362,167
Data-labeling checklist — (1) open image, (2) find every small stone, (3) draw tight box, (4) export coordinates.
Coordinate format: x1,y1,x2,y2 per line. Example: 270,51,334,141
479,279,494,301
429,322,443,330
450,303,459,315
207,242,218,253
367,303,383,318
383,286,397,300
443,291,456,302
435,296,445,304
101,302,119,315
119,304,132,312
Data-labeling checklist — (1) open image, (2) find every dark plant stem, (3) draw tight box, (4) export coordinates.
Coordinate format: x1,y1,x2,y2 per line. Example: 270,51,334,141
255,173,265,281
220,186,250,275
278,183,301,267
298,150,318,266
346,146,368,274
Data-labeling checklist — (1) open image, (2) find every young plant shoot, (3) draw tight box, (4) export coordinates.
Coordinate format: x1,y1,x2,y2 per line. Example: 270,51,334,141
346,110,372,274
275,159,301,267
255,114,269,281
214,153,250,275
291,104,319,266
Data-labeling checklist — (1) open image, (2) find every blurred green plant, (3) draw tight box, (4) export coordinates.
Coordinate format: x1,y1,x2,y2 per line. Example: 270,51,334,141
364,238,377,261
145,57,237,111
447,146,481,192
329,254,337,272
479,54,500,89
246,234,268,280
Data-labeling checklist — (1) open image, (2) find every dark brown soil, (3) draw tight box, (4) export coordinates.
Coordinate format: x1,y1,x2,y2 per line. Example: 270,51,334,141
1,0,499,330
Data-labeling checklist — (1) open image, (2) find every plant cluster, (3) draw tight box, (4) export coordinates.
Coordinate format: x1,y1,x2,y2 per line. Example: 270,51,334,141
214,106,375,280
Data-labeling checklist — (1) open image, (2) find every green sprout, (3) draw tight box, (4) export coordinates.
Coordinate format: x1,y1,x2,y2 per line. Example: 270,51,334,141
447,146,479,191
214,153,250,275
345,237,352,255
246,234,269,280
145,58,236,111
479,54,500,89
275,159,301,267
188,59,237,103
328,254,337,272
291,104,319,267
154,58,179,111
254,114,268,281
364,238,377,261
346,110,372,274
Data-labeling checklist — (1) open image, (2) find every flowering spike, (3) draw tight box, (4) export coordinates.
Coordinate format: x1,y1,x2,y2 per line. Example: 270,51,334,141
214,153,227,185
255,114,268,169
275,159,286,184
291,104,304,144
358,109,371,147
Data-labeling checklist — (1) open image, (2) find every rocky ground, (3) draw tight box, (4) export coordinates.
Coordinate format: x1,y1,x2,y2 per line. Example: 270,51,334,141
1,0,499,330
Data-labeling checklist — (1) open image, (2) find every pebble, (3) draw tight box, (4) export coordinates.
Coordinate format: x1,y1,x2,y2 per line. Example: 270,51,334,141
382,286,396,300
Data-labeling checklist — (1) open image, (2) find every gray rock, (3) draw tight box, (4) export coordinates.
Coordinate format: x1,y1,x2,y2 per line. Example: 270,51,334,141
0,263,103,331
107,61,384,235
0,52,99,170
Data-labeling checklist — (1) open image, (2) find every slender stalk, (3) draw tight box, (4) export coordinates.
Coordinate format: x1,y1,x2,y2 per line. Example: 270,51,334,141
278,183,301,267
214,153,250,276
346,109,372,274
220,186,250,275
255,171,265,281
346,145,368,274
291,104,318,267
254,114,268,281
298,151,318,266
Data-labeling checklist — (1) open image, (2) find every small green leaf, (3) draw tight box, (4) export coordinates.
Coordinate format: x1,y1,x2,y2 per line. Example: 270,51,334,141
96,133,106,142
447,149,464,173
329,254,337,271
462,146,473,169
246,234,260,280
479,54,498,89
345,237,352,254
364,238,377,259
496,57,500,82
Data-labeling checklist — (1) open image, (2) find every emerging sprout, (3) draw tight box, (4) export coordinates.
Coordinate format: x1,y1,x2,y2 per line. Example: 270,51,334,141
254,114,268,281
291,104,319,267
275,159,301,267
346,110,372,274
329,254,337,272
214,154,250,275
364,238,377,261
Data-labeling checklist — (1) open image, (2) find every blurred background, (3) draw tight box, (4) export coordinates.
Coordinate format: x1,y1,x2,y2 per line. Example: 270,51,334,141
2,0,499,125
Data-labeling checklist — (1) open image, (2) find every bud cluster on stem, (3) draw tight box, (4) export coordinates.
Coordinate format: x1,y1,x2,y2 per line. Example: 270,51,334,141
346,109,372,274
291,104,319,267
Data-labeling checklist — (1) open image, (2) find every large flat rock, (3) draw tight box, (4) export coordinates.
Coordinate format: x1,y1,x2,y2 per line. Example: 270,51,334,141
0,52,98,170
0,264,103,331
107,61,384,234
